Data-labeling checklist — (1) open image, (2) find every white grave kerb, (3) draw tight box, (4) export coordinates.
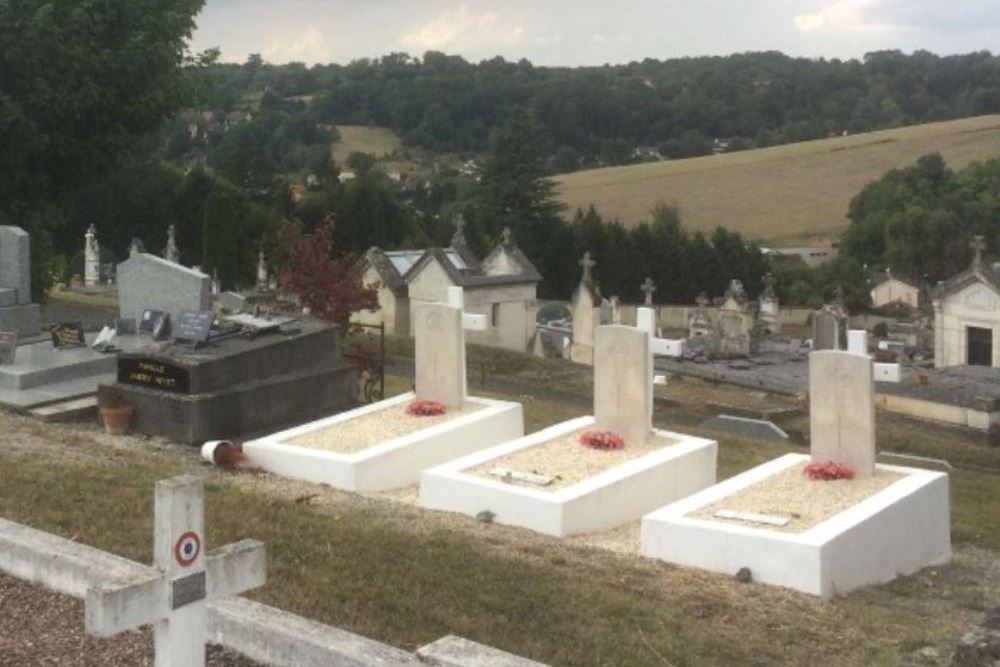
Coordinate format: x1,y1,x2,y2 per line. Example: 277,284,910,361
84,475,265,667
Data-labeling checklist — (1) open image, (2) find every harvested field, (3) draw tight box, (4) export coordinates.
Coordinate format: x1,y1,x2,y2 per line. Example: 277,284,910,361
556,114,1000,243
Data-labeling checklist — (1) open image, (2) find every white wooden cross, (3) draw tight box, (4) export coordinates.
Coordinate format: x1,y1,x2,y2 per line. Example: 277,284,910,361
84,476,265,667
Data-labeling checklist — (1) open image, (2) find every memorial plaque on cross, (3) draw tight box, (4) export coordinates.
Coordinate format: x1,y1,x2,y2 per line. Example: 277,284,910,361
84,476,266,667
593,325,651,445
808,350,876,477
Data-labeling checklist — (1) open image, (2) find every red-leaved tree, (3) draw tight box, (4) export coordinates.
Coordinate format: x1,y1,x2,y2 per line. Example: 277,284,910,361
279,219,379,325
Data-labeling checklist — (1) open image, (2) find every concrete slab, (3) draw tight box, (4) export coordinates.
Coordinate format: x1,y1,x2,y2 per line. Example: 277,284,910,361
417,635,550,666
29,396,98,422
698,415,789,442
0,372,117,409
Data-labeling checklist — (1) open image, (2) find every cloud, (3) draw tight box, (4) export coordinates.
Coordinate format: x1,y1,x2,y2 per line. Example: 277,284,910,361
263,26,328,63
400,5,525,52
794,0,900,33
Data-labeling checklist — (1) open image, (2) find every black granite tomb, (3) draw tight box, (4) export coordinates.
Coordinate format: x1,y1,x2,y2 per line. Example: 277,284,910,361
100,316,356,444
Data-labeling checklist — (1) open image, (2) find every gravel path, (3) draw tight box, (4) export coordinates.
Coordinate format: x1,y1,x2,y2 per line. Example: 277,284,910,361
0,574,263,666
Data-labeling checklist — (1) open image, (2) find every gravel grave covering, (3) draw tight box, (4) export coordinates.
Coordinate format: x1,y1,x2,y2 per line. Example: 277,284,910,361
691,462,905,533
0,574,261,666
465,428,679,491
287,401,485,454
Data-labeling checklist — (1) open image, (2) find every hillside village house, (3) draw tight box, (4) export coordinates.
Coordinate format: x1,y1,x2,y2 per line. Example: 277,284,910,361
354,225,542,352
871,269,920,309
933,236,1000,367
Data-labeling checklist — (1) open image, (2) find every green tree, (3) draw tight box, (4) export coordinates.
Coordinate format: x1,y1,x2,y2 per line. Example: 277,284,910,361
0,0,205,297
202,188,246,289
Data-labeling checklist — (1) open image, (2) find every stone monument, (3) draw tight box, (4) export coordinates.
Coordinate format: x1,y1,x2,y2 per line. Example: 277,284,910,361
570,251,601,365
593,324,651,445
812,301,848,350
117,253,212,327
0,226,41,336
256,249,268,290
808,349,876,476
84,224,101,287
758,272,780,334
716,279,754,357
641,277,657,307
163,224,180,264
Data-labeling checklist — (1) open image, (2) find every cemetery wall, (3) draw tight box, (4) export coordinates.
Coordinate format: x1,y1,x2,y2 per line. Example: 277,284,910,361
548,301,814,330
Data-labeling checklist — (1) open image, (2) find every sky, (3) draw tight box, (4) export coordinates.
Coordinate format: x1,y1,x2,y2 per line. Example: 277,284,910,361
189,0,1000,67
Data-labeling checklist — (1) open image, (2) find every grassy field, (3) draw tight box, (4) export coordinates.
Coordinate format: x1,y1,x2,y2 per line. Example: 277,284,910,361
331,125,403,166
555,114,1000,244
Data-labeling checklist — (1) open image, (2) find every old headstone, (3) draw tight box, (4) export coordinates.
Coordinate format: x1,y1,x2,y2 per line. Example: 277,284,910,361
0,330,17,365
593,325,651,445
84,224,101,287
256,250,268,290
85,475,265,667
570,251,601,365
812,306,847,350
758,272,780,334
641,277,657,307
0,226,41,336
118,254,211,327
808,350,876,477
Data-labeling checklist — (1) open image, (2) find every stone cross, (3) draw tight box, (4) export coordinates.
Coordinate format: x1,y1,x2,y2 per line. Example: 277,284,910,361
641,277,657,306
808,350,876,477
164,225,180,264
695,292,709,309
501,227,513,246
413,287,487,409
85,224,101,287
971,235,987,270
579,252,596,283
85,476,266,667
256,249,268,290
593,325,651,445
761,272,776,300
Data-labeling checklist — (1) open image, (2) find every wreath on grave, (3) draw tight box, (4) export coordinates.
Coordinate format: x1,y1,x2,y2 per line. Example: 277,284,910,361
579,430,625,451
803,461,855,481
407,399,446,417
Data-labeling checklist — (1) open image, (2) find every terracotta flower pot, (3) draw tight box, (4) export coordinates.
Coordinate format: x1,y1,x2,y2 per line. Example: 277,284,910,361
100,406,134,436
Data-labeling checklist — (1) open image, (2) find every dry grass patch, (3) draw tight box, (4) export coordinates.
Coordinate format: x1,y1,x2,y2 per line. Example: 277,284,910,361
331,125,403,165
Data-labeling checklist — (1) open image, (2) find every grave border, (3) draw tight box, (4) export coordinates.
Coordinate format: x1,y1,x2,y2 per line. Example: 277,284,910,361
419,416,717,537
244,392,523,492
640,453,951,598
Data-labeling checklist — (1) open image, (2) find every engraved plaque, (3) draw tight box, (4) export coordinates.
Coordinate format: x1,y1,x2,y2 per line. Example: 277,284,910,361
171,571,206,610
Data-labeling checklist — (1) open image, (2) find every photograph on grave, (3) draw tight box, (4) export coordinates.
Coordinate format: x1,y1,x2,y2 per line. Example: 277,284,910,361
243,287,523,492
420,308,717,538
50,322,86,349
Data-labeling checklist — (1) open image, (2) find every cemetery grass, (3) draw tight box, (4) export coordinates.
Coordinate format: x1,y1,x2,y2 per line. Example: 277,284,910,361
0,417,993,667
555,114,1000,243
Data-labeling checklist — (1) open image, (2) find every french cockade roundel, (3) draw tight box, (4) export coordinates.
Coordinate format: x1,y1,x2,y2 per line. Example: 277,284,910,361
174,531,201,567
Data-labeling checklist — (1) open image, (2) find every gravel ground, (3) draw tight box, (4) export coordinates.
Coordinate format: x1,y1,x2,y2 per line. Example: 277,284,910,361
0,574,263,666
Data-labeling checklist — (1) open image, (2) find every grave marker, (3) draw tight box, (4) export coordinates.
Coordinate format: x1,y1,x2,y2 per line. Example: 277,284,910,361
0,329,16,365
50,322,85,348
593,325,651,445
808,350,876,477
140,309,166,334
173,310,214,344
84,475,265,667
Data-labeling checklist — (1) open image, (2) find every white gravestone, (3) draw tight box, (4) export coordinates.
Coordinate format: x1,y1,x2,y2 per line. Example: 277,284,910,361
413,287,486,410
85,476,265,667
808,350,876,477
847,329,868,356
873,362,902,383
636,307,684,427
593,325,651,445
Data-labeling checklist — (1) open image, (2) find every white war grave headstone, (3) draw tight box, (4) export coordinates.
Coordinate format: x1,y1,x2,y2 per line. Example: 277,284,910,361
808,349,876,477
85,475,265,667
413,287,487,410
593,324,651,445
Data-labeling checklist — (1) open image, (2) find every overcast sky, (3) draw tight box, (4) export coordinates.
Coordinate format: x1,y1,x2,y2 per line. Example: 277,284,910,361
189,0,1000,66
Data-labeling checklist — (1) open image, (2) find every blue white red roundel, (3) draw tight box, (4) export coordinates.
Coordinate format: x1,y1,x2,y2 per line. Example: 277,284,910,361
174,531,201,567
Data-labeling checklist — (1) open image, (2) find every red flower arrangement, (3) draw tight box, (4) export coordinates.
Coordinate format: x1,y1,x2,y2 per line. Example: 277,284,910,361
803,461,855,481
406,399,446,417
579,430,625,451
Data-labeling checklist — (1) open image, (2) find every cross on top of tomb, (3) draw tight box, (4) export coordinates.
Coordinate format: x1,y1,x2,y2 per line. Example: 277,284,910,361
85,475,265,667
641,277,657,306
761,272,776,300
501,226,513,246
579,251,596,283
696,292,710,309
971,235,987,270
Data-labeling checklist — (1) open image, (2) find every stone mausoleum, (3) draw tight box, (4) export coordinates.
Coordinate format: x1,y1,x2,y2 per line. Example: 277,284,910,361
933,236,1000,368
